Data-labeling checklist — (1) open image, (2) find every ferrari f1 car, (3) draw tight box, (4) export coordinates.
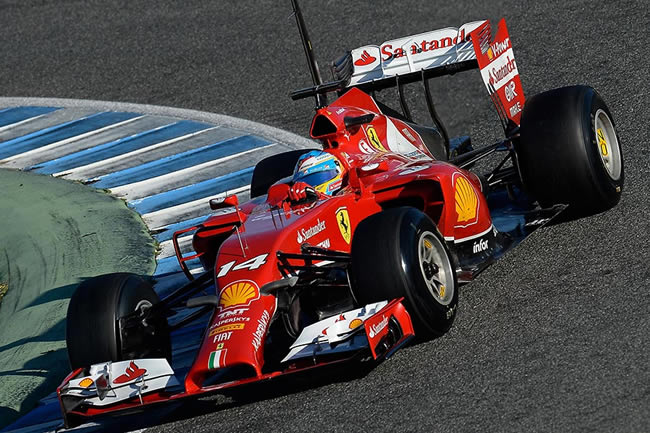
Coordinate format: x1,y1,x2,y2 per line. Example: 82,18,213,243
58,0,623,427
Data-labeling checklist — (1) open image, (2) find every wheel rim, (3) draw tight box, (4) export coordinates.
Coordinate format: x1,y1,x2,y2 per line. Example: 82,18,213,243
594,109,622,180
417,231,454,306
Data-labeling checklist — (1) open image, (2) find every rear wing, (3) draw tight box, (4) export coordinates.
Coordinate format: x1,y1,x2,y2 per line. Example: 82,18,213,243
338,20,486,88
291,20,486,100
291,18,525,131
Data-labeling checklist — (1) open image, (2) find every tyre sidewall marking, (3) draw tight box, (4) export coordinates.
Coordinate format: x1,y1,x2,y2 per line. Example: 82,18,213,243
582,90,624,202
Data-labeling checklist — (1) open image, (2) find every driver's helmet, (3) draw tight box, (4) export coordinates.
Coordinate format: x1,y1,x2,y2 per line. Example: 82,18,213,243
292,150,345,196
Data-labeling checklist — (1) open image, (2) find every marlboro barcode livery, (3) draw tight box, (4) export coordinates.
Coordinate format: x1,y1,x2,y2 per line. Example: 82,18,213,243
58,0,623,428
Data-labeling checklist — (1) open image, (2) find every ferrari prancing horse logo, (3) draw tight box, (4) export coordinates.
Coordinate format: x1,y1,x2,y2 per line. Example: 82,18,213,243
365,126,387,152
336,207,351,244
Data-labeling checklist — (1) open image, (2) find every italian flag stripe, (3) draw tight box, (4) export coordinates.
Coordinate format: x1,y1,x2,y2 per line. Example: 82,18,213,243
208,349,225,369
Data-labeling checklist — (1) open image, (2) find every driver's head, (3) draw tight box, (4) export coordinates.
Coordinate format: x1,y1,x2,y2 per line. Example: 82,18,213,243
293,151,345,196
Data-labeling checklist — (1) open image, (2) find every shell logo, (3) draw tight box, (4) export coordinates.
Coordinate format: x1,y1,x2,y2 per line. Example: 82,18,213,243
219,280,260,310
349,318,363,330
455,176,478,223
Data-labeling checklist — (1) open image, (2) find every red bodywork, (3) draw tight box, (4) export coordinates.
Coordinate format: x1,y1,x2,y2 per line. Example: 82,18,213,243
183,87,492,392
58,18,524,426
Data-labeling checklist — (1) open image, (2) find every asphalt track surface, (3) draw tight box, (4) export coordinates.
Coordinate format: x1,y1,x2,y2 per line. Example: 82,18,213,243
1,0,649,432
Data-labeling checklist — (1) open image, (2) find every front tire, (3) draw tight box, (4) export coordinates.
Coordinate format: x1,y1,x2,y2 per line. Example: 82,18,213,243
350,207,458,338
65,273,171,369
516,85,624,217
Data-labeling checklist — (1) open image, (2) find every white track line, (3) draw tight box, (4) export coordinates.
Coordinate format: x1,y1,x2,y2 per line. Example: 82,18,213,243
158,233,194,259
59,126,221,181
0,113,49,134
0,115,146,163
108,144,276,200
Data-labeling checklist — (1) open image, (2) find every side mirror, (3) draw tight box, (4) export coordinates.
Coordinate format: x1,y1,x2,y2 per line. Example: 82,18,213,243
210,194,239,210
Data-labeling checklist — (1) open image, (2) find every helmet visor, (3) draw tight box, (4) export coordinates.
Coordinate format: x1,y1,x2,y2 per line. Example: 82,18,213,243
295,169,339,188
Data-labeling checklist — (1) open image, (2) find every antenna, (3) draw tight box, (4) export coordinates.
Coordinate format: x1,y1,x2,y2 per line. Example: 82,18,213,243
290,0,327,108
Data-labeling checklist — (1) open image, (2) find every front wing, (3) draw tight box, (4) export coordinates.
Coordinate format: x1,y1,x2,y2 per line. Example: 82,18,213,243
57,298,413,428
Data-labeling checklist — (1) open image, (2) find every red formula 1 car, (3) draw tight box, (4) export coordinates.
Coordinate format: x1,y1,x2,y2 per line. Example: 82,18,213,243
57,0,623,427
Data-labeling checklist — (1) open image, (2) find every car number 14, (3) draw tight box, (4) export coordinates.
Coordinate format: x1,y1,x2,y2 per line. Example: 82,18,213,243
216,254,268,278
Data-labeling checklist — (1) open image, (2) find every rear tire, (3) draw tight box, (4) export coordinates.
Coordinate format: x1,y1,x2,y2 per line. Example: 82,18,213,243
250,149,317,198
516,85,623,217
350,207,458,339
66,273,170,369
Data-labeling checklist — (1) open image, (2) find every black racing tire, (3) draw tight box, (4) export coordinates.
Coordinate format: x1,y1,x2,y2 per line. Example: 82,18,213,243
66,273,170,369
516,85,624,217
350,207,458,339
250,149,317,198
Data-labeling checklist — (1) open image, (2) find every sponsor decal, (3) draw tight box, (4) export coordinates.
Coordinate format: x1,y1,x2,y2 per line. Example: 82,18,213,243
488,37,510,60
597,129,608,156
400,165,428,175
328,178,343,192
251,310,271,351
113,361,146,385
358,139,375,154
316,238,331,248
213,315,251,328
349,318,363,330
213,331,232,344
401,127,416,143
79,378,94,388
504,80,517,102
208,349,227,369
487,55,517,88
214,307,249,319
404,150,429,161
509,101,522,117
454,175,478,223
472,238,489,254
335,107,346,115
323,315,346,336
381,28,470,61
219,280,260,310
336,207,351,244
209,323,245,336
368,315,389,338
217,254,268,278
354,49,377,66
296,219,326,243
365,126,386,152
